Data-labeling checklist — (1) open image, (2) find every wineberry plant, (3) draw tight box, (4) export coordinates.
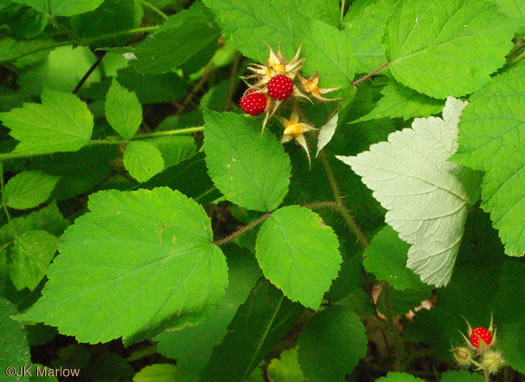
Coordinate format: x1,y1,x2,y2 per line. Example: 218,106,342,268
0,0,524,381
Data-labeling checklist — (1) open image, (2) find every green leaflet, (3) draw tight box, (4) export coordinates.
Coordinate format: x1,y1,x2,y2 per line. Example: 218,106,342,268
156,247,260,374
123,141,165,183
298,306,367,381
14,188,228,344
338,97,481,287
352,80,444,123
11,0,48,14
10,230,57,291
4,171,60,210
453,66,525,257
203,110,291,212
133,364,179,382
105,79,143,139
50,0,103,16
0,89,93,155
364,226,428,291
202,278,303,381
376,372,425,382
385,0,516,98
343,0,396,73
267,348,306,382
132,4,219,75
256,206,341,309
0,298,31,381
440,371,483,382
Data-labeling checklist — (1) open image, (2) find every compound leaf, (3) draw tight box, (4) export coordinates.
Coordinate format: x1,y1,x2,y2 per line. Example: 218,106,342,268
0,89,93,155
204,110,291,212
14,188,228,344
385,0,516,98
256,206,341,309
337,97,481,287
453,66,525,256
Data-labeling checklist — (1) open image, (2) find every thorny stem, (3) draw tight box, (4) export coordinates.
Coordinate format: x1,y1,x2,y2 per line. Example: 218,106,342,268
383,286,407,371
351,61,391,87
141,0,169,20
213,213,271,246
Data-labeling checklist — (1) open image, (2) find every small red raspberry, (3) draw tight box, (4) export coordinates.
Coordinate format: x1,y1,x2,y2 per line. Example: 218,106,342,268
470,327,492,348
267,74,294,100
240,90,268,116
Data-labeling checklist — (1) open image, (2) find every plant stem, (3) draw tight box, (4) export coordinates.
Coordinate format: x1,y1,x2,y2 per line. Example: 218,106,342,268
141,0,169,20
213,213,271,246
483,369,490,382
509,49,525,65
352,61,391,87
318,152,369,249
383,286,406,371
132,126,204,139
224,52,242,111
73,52,106,94
339,0,346,28
176,62,218,116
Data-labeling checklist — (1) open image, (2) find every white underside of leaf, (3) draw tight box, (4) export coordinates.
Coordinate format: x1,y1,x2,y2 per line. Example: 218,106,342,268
337,97,475,287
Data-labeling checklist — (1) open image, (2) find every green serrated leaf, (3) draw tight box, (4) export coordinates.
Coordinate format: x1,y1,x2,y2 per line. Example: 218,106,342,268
1,1,47,39
105,79,142,139
452,66,525,256
4,171,60,210
156,247,260,374
204,110,291,212
10,230,57,291
202,278,303,381
364,226,428,290
385,0,516,98
316,114,338,157
291,17,357,88
132,7,219,74
296,0,339,27
0,202,69,244
298,306,367,381
267,347,306,382
256,206,341,309
123,141,165,183
376,372,425,382
0,89,93,155
69,0,143,48
338,97,481,287
352,80,444,123
14,188,228,344
440,370,483,382
343,0,396,73
50,0,104,16
133,364,179,382
0,298,31,382
149,136,196,169
11,0,48,14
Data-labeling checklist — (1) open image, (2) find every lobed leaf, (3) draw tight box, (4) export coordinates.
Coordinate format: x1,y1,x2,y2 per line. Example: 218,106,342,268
338,97,481,286
14,188,228,344
453,66,525,256
385,0,516,98
0,89,93,155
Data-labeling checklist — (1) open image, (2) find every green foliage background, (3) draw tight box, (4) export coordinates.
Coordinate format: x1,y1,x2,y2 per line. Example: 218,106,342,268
0,0,524,381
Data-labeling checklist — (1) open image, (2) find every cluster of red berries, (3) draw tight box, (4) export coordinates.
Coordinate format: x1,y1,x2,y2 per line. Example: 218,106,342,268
240,74,294,116
452,316,505,377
